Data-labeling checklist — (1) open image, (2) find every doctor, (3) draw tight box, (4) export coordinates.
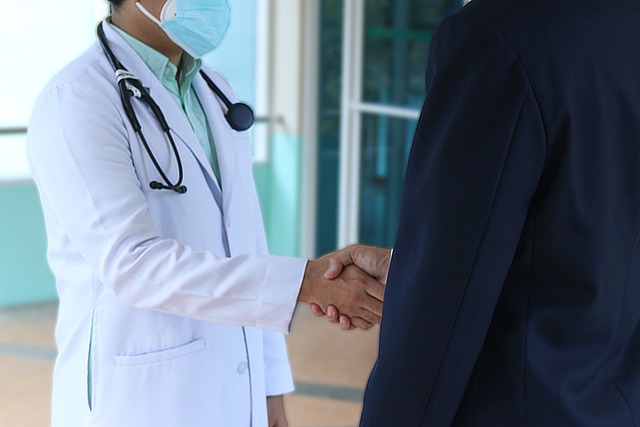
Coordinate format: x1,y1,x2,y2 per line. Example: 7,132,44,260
27,1,386,426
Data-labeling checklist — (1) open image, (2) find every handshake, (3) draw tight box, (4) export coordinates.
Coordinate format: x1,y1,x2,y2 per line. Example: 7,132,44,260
298,244,391,331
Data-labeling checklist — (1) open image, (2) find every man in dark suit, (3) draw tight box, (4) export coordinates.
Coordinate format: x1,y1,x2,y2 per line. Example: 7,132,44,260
326,0,640,424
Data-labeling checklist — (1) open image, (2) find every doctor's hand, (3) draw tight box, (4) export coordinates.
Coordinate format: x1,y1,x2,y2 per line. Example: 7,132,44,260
299,255,385,330
311,245,392,330
267,395,288,427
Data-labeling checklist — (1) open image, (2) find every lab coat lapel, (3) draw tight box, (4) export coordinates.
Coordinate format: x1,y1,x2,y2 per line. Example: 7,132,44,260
103,22,222,196
193,73,236,216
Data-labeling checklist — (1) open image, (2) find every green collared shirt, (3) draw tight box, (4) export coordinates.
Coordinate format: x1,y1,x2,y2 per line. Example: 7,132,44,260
113,26,221,184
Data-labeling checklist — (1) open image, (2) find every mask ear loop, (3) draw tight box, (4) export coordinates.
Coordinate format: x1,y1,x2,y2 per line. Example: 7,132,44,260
135,2,163,25
135,1,177,24
135,1,197,57
159,0,177,21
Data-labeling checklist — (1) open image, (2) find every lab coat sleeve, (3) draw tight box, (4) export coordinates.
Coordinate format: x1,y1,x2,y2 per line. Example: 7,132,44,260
263,331,295,396
245,150,295,395
27,76,306,334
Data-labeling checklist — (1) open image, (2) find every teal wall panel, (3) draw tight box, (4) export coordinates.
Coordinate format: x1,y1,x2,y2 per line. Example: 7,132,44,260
253,133,302,257
203,0,257,105
0,182,56,308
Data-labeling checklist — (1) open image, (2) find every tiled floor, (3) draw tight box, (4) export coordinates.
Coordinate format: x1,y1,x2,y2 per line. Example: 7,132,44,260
0,302,379,427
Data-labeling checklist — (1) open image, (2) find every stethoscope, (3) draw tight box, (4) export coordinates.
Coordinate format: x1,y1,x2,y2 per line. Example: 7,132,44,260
97,22,255,194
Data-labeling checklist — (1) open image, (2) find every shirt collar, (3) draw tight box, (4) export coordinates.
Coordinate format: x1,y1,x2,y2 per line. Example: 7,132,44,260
111,25,202,92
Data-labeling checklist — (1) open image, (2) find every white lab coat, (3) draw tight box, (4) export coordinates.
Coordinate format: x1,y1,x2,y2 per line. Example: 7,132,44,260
27,21,307,427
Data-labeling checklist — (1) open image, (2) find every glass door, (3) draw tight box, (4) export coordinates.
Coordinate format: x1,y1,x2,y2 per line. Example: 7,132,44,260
315,0,345,255
335,0,463,249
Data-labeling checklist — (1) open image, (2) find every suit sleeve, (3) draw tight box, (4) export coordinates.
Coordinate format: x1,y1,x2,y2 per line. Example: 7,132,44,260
360,14,546,426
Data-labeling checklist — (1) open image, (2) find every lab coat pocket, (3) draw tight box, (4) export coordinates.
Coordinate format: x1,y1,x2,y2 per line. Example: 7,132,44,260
114,338,206,367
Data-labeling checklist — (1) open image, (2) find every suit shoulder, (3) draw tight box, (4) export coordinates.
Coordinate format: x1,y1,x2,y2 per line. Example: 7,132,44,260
455,0,637,53
458,0,552,29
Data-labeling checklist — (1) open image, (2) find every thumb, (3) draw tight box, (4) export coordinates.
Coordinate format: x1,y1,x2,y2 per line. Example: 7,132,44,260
323,245,362,279
324,258,344,279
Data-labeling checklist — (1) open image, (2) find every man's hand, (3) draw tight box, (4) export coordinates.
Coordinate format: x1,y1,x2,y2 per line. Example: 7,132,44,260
299,254,385,329
267,395,287,427
325,244,392,283
311,245,392,330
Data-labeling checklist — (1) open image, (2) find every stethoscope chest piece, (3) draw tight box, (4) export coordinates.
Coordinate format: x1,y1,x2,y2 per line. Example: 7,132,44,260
198,70,255,131
227,102,255,132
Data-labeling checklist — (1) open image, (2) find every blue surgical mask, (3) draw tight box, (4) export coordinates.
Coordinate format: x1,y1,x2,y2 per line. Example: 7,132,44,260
136,0,231,58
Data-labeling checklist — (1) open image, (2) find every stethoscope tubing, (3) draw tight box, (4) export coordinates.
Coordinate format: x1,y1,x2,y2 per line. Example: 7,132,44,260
98,22,187,193
96,22,253,194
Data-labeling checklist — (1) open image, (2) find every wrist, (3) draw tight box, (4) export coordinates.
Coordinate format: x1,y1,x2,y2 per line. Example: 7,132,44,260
298,260,316,304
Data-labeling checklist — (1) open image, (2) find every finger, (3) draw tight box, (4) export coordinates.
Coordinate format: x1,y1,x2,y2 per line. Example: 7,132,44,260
357,283,384,319
358,291,384,322
339,315,354,330
354,300,382,324
326,305,341,323
324,259,343,280
310,304,325,316
350,317,374,331
364,278,386,302
323,246,358,279
324,258,347,280
336,267,384,322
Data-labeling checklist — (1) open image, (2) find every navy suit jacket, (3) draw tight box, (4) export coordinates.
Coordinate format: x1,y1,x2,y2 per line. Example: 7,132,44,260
360,0,640,425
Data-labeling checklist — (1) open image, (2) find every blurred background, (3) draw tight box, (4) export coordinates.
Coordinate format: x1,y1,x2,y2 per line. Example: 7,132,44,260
0,0,463,425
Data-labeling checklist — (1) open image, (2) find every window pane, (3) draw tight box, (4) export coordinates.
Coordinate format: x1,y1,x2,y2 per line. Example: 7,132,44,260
0,2,106,128
358,114,417,247
358,0,463,247
0,135,29,182
0,1,107,179
362,0,462,109
315,0,344,255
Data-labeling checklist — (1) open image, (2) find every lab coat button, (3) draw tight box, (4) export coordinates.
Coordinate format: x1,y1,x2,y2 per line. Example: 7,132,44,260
237,362,248,375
